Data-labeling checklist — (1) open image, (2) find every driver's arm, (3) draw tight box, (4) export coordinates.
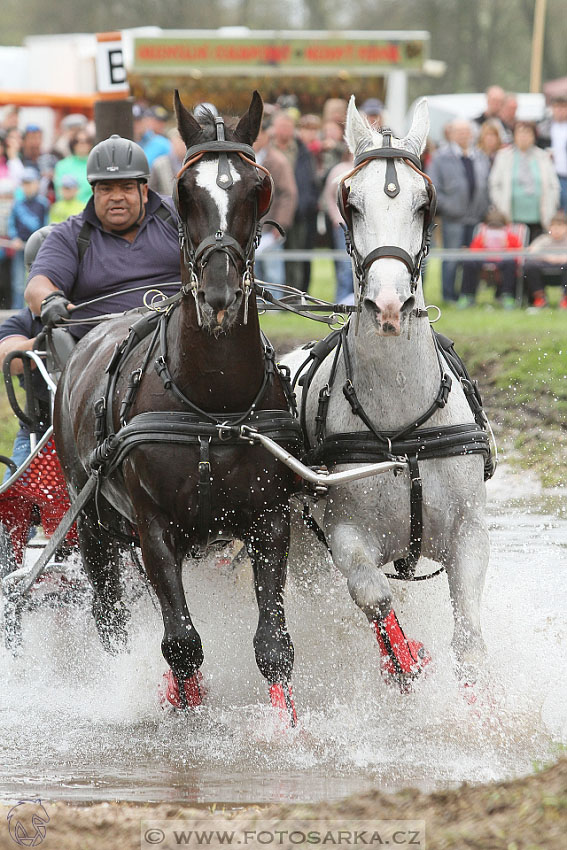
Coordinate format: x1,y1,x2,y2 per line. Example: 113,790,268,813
0,335,36,375
24,274,62,317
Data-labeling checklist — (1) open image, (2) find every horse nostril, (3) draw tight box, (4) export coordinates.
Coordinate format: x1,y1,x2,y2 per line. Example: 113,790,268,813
401,295,415,314
364,297,381,314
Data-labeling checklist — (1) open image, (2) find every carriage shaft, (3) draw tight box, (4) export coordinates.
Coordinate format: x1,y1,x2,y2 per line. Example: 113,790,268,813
240,427,406,486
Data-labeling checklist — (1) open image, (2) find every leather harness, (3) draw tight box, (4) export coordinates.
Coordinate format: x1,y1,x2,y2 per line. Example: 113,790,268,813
296,131,493,580
296,325,494,580
87,120,301,550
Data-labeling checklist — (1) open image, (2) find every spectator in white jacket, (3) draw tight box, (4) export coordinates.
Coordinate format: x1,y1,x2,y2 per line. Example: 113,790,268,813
489,121,560,243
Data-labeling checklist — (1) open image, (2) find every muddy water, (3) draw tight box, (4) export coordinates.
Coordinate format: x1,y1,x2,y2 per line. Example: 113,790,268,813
0,468,565,805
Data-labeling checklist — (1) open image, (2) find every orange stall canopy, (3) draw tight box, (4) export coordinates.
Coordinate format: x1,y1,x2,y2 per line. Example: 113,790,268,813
0,90,128,117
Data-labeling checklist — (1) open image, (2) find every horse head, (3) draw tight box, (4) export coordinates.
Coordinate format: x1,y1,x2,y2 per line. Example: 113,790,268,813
342,97,433,337
174,90,272,333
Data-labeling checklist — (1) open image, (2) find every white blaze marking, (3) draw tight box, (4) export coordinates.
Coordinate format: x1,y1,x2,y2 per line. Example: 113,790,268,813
195,159,241,230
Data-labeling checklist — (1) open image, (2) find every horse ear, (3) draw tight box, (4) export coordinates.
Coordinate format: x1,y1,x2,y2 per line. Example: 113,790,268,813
234,90,264,145
404,98,430,156
345,95,371,155
174,89,202,147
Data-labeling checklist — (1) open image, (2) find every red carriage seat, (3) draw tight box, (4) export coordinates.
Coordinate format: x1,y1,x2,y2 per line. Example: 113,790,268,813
0,437,77,568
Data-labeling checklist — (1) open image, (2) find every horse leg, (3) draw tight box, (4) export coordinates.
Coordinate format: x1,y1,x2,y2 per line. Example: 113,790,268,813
137,513,205,710
444,518,490,685
76,507,129,654
246,510,296,727
329,522,430,691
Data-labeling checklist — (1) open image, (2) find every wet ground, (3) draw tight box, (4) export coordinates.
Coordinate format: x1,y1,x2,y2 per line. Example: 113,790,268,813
0,467,565,805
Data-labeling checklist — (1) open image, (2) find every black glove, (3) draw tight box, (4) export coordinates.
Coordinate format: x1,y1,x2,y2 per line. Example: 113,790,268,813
40,291,71,328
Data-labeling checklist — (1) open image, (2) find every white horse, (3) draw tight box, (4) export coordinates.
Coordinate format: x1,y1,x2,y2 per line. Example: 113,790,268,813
284,97,493,690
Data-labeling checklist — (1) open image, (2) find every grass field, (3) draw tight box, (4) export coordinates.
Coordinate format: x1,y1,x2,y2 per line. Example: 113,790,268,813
1,257,566,484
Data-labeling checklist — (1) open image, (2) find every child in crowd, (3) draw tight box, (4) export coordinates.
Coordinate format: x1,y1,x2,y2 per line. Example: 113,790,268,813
48,175,84,223
458,208,524,309
7,167,49,309
524,211,567,308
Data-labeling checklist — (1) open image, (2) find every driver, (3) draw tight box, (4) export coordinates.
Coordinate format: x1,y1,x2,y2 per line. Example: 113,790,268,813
24,134,181,339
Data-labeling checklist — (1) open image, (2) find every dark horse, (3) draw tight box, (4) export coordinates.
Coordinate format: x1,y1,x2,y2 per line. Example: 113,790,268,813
54,92,302,723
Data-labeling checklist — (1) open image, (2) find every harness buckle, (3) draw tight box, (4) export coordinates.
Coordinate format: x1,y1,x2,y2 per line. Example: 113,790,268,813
437,373,452,407
190,270,203,327
217,421,238,441
155,355,172,389
94,396,106,442
215,230,223,241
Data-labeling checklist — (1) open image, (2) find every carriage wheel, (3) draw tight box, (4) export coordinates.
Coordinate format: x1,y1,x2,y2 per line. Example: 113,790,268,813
0,521,23,654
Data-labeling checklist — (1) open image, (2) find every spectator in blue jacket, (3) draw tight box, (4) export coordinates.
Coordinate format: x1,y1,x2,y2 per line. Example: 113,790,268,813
7,167,49,308
139,106,172,167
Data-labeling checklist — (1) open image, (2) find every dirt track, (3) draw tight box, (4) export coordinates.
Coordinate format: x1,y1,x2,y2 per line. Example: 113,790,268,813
0,757,565,850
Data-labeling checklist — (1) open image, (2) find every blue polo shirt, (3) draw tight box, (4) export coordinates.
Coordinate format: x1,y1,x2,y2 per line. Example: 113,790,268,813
0,307,43,343
29,189,181,338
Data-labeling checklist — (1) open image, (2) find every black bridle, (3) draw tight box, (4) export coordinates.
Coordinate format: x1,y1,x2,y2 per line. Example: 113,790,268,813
172,116,274,324
337,129,437,298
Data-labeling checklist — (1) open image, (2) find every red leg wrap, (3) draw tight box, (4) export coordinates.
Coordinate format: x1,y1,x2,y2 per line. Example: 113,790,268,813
159,669,204,709
269,682,297,727
373,610,431,681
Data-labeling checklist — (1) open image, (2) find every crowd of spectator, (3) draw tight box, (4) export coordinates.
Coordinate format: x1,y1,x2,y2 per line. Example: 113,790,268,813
426,85,567,309
0,110,95,310
2,83,567,314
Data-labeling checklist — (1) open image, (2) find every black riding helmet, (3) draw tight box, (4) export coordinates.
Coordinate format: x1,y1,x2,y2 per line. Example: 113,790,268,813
87,135,150,231
87,134,150,183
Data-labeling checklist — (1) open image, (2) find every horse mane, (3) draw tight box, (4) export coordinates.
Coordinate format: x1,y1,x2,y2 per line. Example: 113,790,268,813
194,109,239,142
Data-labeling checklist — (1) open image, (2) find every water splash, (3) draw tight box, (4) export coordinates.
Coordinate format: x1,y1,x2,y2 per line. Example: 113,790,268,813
0,472,565,804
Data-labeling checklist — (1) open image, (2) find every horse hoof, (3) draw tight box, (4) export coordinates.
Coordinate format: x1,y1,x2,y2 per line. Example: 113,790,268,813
380,640,432,692
159,670,205,710
373,612,431,693
269,682,297,728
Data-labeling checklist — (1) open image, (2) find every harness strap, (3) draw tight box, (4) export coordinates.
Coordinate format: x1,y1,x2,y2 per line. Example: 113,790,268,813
315,338,342,445
353,145,423,171
88,410,303,479
154,309,274,427
197,437,212,545
77,221,93,264
119,318,162,426
303,424,491,467
296,329,343,448
193,231,247,270
341,325,453,449
184,140,257,163
393,455,423,579
296,320,494,579
76,202,176,266
362,245,417,277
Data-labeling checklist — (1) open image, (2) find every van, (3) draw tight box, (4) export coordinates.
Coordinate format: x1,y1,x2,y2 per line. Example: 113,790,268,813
404,92,546,144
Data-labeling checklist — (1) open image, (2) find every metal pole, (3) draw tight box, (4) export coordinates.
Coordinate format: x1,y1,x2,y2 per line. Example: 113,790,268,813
530,0,548,93
94,99,134,143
